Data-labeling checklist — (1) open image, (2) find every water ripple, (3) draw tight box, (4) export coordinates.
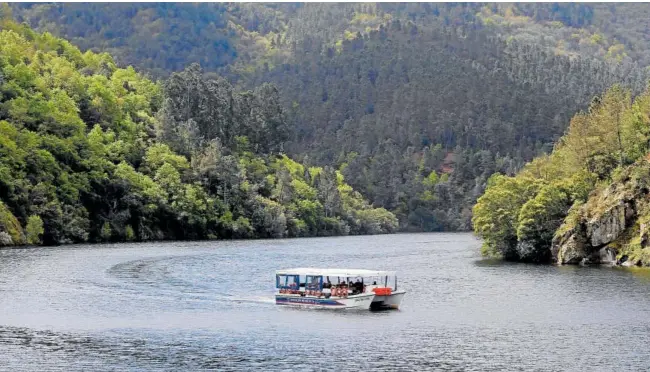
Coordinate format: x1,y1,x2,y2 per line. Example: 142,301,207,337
2,233,650,370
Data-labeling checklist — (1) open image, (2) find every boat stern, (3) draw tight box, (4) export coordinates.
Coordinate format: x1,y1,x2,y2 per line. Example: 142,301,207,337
370,290,405,310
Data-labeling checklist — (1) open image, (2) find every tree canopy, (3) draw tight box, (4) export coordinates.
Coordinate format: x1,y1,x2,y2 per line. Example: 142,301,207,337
473,85,650,262
6,3,650,234
0,18,397,246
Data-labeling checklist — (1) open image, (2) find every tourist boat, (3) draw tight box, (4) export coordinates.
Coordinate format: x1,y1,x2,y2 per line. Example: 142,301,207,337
275,268,406,310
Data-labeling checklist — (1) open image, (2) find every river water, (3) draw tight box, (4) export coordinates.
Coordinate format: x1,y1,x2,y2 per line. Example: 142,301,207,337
1,233,650,371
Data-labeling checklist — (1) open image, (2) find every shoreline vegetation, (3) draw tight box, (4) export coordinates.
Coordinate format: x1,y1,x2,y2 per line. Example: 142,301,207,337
5,4,650,259
473,85,650,267
9,3,650,234
0,19,397,248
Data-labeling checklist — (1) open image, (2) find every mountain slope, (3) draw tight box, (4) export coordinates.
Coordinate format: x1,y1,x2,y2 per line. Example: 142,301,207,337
0,17,396,246
8,3,650,232
246,12,647,230
473,85,650,265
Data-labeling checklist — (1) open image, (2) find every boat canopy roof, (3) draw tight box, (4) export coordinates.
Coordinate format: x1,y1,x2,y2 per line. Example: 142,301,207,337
276,268,396,278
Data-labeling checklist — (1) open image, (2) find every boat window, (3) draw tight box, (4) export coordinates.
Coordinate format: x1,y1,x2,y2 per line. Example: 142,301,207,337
305,275,322,290
382,276,396,289
276,274,300,289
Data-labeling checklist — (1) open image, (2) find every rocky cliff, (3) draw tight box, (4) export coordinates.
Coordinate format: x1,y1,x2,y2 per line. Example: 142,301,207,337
552,159,650,266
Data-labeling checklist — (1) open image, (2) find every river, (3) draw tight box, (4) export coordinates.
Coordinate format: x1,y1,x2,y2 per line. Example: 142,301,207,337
1,233,650,371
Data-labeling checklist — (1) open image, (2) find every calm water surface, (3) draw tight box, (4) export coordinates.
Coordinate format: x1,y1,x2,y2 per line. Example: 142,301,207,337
1,233,650,371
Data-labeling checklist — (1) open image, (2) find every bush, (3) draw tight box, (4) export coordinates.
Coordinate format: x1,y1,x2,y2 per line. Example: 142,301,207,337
25,215,44,245
472,174,542,259
516,183,572,262
125,225,135,241
100,222,112,241
0,201,24,245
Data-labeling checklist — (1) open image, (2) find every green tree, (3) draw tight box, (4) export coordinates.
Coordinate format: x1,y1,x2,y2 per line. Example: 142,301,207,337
472,174,542,259
0,19,395,248
100,222,112,241
25,215,44,245
515,183,572,262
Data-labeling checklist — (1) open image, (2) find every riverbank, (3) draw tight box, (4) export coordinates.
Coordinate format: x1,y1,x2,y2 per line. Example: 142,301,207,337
473,86,650,267
0,228,403,249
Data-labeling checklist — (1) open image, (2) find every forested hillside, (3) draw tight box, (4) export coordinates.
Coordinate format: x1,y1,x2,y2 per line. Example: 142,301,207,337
473,85,650,266
250,12,647,231
6,3,650,232
13,3,650,72
0,17,396,246
245,4,649,230
8,3,301,77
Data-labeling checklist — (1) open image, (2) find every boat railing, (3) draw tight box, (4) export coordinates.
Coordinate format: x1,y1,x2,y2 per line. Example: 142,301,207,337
278,284,371,298
279,284,395,296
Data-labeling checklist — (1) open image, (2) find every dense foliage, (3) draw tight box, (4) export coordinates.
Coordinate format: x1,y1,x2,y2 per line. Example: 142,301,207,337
0,19,396,246
15,3,650,70
473,85,650,262
8,3,650,232
10,3,302,77
244,5,648,231
10,3,237,76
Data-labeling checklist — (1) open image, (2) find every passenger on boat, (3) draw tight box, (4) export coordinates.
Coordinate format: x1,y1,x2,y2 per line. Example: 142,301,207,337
353,279,363,294
322,281,332,298
336,281,348,297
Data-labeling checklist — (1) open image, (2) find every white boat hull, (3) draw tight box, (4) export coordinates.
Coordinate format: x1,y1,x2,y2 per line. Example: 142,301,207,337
275,293,375,309
370,290,406,310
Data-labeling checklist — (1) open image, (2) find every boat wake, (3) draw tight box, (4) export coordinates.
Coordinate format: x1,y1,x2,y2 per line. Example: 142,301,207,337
227,295,275,305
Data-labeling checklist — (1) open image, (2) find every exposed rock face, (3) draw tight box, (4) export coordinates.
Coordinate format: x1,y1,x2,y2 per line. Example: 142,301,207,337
619,255,642,267
597,246,617,265
586,202,627,247
641,222,650,248
552,225,588,265
553,199,637,265
621,259,637,267
541,159,650,266
0,231,13,246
